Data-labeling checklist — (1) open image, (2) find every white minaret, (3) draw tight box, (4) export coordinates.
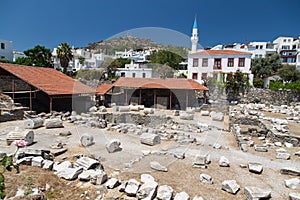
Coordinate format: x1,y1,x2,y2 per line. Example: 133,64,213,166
191,17,198,53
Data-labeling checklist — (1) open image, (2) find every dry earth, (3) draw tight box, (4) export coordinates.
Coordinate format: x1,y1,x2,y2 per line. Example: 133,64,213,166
0,110,300,199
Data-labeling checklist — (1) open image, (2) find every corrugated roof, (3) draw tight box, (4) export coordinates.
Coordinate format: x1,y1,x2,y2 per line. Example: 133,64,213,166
0,63,95,95
96,84,113,95
190,49,252,56
111,77,208,91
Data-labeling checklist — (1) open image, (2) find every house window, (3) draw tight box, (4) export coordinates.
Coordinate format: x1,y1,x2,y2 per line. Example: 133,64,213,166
0,43,5,49
121,72,125,77
213,58,222,70
192,73,198,80
193,58,198,67
202,58,208,67
238,58,245,67
142,73,146,78
227,58,234,67
202,73,207,80
132,73,136,78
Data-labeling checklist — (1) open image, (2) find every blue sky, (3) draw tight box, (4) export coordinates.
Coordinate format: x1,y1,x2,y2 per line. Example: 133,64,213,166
1,0,299,51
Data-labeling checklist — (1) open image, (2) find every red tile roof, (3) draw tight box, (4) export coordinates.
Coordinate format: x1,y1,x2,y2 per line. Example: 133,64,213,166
190,49,252,56
0,63,95,95
96,84,113,95
110,77,208,91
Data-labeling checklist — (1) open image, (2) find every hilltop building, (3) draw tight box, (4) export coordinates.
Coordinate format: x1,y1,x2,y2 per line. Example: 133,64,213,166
187,18,253,84
52,48,105,72
116,60,153,78
0,39,13,61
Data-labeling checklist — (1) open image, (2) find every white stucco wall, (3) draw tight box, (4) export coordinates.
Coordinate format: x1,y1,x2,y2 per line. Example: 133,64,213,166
0,39,13,61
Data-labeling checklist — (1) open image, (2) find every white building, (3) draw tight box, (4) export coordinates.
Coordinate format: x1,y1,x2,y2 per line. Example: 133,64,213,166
247,42,276,58
116,60,152,78
273,36,300,66
13,50,26,62
187,19,253,85
0,39,13,61
115,48,155,63
52,47,105,71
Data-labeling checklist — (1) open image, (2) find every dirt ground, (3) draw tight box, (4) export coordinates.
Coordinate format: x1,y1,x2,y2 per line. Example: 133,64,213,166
0,111,300,199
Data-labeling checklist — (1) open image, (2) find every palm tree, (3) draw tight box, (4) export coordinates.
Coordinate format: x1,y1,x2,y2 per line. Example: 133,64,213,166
56,43,73,74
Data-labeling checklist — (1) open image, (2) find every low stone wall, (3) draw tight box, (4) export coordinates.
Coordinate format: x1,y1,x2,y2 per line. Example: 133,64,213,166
0,107,27,122
240,88,300,106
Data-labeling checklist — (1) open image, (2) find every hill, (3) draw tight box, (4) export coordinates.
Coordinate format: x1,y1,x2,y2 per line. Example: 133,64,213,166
86,36,189,58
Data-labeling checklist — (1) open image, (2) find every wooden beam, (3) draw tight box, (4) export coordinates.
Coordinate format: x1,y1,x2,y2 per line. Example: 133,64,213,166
154,89,156,108
125,89,128,105
49,96,53,112
186,90,189,109
169,90,172,110
12,79,15,100
29,87,32,112
139,89,141,105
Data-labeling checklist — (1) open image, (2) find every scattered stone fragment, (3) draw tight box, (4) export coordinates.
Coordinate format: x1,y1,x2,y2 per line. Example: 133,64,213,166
24,118,43,129
106,178,121,189
244,187,271,200
219,156,230,167
157,185,173,200
248,162,263,174
140,133,161,146
55,167,83,180
274,142,282,147
42,160,54,170
59,130,72,136
74,156,101,170
289,193,300,200
254,145,268,152
213,143,222,149
80,134,94,147
136,180,158,200
193,154,210,168
200,173,213,185
295,151,300,156
200,110,209,116
53,160,72,172
150,161,168,172
173,151,185,159
89,106,98,112
6,130,34,146
276,152,290,160
174,191,190,200
31,156,44,167
124,179,141,196
179,112,194,120
284,142,293,148
119,106,130,112
144,108,154,115
210,111,224,121
78,169,98,181
222,180,240,194
141,174,155,183
280,167,300,176
45,118,63,129
285,178,300,189
106,139,122,153
50,148,68,156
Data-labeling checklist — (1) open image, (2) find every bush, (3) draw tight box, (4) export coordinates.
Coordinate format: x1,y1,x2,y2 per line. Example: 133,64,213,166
253,78,264,88
269,80,300,91
75,69,104,81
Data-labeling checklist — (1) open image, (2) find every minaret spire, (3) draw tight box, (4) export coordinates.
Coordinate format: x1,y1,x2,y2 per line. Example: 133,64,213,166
191,16,198,53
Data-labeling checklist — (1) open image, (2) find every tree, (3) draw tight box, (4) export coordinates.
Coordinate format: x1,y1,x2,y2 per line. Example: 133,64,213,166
278,64,300,82
225,70,249,100
15,45,53,68
78,56,85,67
147,50,185,70
251,54,281,79
56,43,73,74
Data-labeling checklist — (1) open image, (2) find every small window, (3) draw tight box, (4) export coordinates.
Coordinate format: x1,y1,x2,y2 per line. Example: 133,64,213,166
0,43,5,49
132,73,136,78
202,58,208,67
142,73,146,78
227,58,234,67
121,72,125,77
213,58,222,70
238,58,245,67
202,73,207,80
193,58,198,67
192,73,198,80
